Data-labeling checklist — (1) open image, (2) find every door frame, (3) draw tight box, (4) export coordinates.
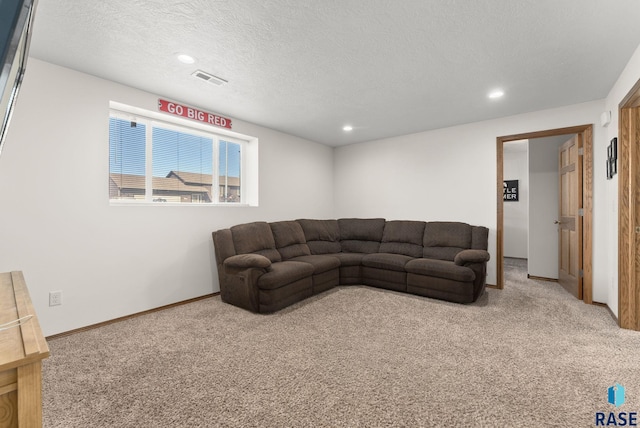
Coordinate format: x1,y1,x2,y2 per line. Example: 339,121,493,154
618,78,640,330
496,125,593,305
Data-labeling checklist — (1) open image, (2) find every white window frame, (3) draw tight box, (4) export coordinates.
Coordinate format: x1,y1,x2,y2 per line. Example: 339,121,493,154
109,101,258,207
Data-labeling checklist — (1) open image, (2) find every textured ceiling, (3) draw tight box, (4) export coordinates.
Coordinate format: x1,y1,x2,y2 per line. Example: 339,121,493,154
28,0,640,146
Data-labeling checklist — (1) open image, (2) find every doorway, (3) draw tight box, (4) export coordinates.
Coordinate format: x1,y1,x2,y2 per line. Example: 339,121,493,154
496,125,593,304
618,78,640,330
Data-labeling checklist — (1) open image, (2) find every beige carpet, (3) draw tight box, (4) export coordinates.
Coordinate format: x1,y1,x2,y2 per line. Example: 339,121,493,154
43,260,640,427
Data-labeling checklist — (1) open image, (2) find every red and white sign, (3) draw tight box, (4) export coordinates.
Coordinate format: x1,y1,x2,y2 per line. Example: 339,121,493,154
158,99,232,129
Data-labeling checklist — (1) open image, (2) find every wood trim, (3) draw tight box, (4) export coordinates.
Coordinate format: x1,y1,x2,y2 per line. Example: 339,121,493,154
582,125,594,304
46,293,218,340
498,125,593,143
496,138,504,290
618,107,632,328
618,80,640,330
577,133,584,300
593,301,619,325
527,275,558,282
496,125,593,305
620,77,640,109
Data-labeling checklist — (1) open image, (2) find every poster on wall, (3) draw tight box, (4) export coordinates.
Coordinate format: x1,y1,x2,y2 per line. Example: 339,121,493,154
503,180,519,202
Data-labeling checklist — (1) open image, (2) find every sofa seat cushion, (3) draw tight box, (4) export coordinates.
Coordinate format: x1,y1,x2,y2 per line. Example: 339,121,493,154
257,261,315,290
405,258,475,282
422,247,465,262
361,253,414,272
324,252,365,266
290,255,341,274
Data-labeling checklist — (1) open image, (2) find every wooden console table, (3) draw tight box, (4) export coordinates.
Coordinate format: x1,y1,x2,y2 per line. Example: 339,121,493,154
0,271,50,428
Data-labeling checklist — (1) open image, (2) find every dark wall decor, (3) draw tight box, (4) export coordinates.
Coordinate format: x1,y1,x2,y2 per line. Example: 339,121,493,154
503,180,519,202
607,137,617,179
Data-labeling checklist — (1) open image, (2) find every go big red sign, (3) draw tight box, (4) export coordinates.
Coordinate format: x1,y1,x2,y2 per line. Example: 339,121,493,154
158,99,232,129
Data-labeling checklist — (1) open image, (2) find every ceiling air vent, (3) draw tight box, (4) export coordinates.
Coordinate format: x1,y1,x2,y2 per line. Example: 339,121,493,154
191,70,228,86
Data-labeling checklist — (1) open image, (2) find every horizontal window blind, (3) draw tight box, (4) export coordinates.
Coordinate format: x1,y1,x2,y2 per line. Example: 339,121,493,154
152,127,213,203
109,118,146,201
108,108,247,204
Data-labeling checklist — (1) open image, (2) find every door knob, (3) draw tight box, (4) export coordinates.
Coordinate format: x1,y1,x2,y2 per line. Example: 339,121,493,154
554,220,561,224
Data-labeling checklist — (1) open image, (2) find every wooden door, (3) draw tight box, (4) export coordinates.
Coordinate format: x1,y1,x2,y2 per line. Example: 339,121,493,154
558,135,583,299
619,103,640,330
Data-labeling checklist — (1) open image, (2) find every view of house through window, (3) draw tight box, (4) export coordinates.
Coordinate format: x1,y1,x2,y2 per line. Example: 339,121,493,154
109,110,244,204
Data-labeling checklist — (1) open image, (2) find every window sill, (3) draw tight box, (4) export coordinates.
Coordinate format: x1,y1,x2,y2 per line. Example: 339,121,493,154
109,200,254,207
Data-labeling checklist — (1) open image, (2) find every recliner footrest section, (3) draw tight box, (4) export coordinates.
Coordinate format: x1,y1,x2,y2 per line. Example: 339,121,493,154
259,278,313,313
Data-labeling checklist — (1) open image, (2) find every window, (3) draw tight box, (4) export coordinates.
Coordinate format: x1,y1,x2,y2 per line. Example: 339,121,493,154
218,140,241,203
152,125,213,203
109,104,255,205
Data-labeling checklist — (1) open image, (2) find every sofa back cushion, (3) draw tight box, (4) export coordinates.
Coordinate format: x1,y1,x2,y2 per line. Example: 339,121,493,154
270,221,311,260
230,221,282,262
423,222,472,261
212,229,236,265
338,218,385,253
471,226,489,250
297,219,341,254
379,220,426,258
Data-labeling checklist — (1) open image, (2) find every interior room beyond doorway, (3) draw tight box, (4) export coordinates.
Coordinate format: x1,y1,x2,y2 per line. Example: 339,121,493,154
503,135,577,285
496,125,593,304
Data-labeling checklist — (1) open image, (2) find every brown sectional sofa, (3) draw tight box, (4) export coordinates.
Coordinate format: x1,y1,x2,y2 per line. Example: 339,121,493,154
212,218,490,313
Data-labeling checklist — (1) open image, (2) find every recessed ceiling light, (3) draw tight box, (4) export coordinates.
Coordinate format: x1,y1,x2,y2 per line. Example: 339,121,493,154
177,54,196,64
343,125,353,132
488,90,504,99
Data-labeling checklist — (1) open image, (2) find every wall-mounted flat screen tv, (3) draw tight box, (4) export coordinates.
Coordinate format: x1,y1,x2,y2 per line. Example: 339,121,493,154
0,0,37,156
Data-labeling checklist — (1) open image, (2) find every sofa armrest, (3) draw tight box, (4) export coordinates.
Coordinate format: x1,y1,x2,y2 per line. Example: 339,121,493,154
454,249,490,266
223,254,272,274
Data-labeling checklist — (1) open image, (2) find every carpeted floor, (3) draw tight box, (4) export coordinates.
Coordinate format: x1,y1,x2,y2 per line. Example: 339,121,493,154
42,260,640,427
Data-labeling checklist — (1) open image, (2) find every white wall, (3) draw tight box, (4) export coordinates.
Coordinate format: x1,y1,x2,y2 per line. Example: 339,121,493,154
503,141,528,259
334,100,608,296
527,135,568,279
0,59,335,336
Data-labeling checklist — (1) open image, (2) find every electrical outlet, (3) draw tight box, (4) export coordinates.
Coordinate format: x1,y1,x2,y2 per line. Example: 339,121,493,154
49,291,63,306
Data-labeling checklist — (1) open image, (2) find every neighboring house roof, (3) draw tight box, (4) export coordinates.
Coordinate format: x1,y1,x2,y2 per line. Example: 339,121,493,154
164,171,240,187
219,176,240,187
168,171,213,186
110,173,210,193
